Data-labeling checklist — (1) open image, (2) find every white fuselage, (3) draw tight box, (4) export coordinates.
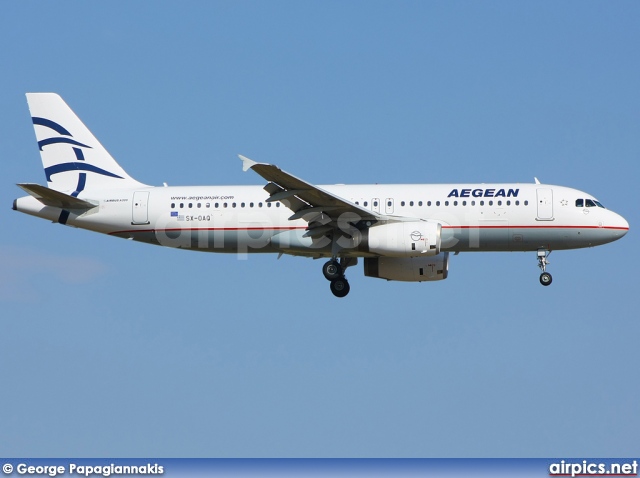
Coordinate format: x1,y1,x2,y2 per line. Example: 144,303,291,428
15,182,629,256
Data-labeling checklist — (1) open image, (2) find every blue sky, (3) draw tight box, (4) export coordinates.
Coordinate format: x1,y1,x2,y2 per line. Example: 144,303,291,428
0,1,638,457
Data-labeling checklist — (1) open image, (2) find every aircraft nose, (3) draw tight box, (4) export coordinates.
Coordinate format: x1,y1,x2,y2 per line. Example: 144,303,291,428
610,212,629,238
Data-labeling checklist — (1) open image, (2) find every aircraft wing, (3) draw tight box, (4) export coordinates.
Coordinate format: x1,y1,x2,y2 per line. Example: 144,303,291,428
240,155,385,236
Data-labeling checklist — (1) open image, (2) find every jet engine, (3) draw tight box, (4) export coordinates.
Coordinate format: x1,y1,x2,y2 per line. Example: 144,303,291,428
363,221,441,257
363,252,450,282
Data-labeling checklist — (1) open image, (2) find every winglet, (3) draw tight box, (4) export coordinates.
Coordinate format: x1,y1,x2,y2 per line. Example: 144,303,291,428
239,154,259,172
534,177,541,184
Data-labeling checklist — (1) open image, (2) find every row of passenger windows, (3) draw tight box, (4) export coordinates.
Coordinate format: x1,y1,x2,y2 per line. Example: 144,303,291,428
355,200,529,207
171,202,281,209
576,199,605,208
171,197,606,210
172,199,532,209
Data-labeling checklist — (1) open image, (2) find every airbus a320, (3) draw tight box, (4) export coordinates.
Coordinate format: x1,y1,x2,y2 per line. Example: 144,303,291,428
14,94,629,297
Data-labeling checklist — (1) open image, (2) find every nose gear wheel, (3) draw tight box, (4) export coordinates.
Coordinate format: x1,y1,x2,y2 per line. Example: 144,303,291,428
537,249,552,286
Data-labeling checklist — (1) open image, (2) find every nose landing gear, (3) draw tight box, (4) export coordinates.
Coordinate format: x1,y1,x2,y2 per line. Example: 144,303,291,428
537,249,552,286
323,257,356,297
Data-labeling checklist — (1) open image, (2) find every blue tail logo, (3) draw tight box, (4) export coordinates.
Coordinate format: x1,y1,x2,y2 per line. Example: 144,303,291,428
33,116,124,196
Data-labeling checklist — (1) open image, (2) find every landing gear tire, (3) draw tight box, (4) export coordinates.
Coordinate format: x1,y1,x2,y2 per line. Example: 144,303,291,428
540,272,552,286
537,249,552,287
330,278,350,298
323,260,342,281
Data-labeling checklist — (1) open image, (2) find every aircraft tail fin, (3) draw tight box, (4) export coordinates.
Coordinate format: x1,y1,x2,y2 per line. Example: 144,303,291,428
26,93,146,194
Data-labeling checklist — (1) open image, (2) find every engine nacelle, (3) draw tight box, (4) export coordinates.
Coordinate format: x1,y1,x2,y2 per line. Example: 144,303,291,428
364,221,441,257
364,252,450,282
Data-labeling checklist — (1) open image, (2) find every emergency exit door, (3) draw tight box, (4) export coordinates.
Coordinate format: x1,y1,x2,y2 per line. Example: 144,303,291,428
385,198,394,214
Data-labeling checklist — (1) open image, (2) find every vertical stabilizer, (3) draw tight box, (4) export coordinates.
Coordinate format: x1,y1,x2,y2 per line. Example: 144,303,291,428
26,93,146,194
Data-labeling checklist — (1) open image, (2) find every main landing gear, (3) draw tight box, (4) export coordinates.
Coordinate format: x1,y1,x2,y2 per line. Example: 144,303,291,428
537,249,552,286
323,258,356,298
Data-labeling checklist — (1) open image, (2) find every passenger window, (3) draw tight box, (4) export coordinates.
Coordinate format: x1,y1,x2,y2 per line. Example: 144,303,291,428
188,203,193,208
224,203,228,208
462,201,467,206
259,202,263,207
427,201,432,206
436,201,440,206
171,203,175,208
364,201,368,207
489,200,493,206
515,200,519,206
197,203,201,208
524,200,529,206
387,201,392,207
445,201,449,206
480,200,484,206
471,201,475,206
453,201,458,206
215,203,219,208
250,202,254,207
373,201,378,207
418,201,423,206
585,199,596,207
241,202,245,208
576,199,584,207
276,203,280,207
232,203,236,208
206,203,210,208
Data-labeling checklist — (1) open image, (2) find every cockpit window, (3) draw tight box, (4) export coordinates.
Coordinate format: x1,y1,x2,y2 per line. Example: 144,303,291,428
577,198,606,209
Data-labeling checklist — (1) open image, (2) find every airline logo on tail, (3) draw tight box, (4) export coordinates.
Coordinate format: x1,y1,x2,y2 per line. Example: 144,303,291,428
32,116,124,184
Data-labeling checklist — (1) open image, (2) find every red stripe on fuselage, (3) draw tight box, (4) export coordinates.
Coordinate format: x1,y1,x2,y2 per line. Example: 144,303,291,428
442,225,628,230
108,224,628,235
109,226,307,235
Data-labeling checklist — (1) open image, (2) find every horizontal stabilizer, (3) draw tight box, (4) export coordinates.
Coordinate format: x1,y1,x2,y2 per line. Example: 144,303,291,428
17,183,97,209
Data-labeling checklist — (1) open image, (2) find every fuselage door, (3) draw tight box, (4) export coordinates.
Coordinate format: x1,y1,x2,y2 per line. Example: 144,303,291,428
536,188,554,220
385,198,394,215
132,191,150,225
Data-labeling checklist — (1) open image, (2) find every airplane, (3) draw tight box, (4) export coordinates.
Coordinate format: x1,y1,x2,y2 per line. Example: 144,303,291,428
13,93,629,297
